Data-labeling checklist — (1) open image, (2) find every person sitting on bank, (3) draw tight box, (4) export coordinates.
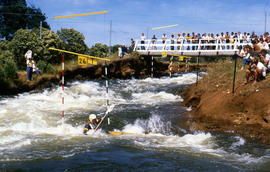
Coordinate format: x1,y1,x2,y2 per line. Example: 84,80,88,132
260,49,270,74
83,114,104,135
244,57,267,85
241,45,252,70
32,60,40,77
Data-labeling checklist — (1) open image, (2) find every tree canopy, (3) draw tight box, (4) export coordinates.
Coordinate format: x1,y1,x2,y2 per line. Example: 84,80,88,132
0,0,50,40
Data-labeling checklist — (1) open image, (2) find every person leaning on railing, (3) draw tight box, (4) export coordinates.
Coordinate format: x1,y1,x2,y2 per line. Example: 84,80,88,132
140,33,146,50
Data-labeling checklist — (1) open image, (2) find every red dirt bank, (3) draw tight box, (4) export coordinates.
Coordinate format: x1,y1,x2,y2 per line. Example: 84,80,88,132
182,67,270,144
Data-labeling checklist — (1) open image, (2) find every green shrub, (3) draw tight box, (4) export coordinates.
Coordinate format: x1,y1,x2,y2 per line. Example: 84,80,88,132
3,60,17,79
37,60,46,73
37,60,55,74
0,64,5,84
46,63,55,74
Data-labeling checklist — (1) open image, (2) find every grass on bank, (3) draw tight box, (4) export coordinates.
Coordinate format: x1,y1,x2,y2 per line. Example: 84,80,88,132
199,58,270,96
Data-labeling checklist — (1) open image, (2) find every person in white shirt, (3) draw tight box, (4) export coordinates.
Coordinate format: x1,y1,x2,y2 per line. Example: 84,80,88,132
162,34,167,44
25,50,33,81
140,33,146,50
176,33,181,50
260,49,270,72
241,46,251,70
244,57,266,85
220,32,225,49
118,46,122,58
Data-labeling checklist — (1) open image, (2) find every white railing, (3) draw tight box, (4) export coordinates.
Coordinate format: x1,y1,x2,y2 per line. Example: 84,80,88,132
134,38,251,55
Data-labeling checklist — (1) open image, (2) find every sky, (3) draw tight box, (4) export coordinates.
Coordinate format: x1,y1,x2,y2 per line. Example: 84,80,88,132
27,0,270,47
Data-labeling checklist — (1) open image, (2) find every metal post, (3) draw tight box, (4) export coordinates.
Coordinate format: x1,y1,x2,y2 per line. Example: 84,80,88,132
232,53,237,94
265,11,267,33
146,27,149,39
151,56,154,78
40,21,42,39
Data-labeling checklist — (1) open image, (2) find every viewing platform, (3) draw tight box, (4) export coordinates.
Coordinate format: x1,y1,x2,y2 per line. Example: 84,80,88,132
134,39,251,56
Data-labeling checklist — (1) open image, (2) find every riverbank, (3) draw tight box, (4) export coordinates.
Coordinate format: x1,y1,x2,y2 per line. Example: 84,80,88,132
0,55,208,96
182,59,270,144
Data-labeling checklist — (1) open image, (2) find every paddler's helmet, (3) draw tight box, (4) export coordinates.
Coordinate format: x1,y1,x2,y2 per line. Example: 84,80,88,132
89,114,96,121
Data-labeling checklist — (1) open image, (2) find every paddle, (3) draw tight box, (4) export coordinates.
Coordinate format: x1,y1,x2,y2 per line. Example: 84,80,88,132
94,105,115,131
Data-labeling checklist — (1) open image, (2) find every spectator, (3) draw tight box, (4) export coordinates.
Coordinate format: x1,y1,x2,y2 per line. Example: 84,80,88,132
216,33,220,50
201,33,207,50
25,50,33,81
225,32,230,49
264,32,270,46
210,33,215,50
197,33,201,50
151,34,157,50
247,33,251,42
122,45,128,57
241,45,252,70
243,32,248,43
171,34,175,50
258,38,269,50
130,38,135,53
32,60,40,77
237,45,244,58
260,49,270,73
186,33,192,50
192,32,196,50
252,39,261,54
118,45,122,58
140,33,146,50
176,33,181,50
238,32,243,43
162,33,167,44
244,57,266,85
220,32,225,49
251,31,256,39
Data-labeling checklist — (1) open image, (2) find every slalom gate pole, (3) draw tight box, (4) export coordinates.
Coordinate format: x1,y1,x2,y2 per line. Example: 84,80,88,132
61,55,65,125
232,52,237,94
105,63,109,107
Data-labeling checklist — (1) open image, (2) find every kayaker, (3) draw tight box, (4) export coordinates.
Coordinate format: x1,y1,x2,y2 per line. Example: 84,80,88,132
83,114,104,135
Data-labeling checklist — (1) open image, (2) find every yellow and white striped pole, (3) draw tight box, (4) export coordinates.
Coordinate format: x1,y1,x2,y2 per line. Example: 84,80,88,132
152,24,178,30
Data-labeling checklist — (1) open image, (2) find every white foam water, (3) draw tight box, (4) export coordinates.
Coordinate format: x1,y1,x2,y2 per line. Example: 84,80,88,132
0,73,268,166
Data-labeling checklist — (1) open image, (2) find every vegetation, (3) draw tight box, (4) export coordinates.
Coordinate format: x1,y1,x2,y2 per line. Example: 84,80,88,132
0,0,50,40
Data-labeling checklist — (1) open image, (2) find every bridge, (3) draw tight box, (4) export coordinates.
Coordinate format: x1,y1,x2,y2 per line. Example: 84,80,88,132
134,38,251,56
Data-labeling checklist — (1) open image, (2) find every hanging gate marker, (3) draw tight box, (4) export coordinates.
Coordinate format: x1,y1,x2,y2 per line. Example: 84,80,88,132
49,48,111,125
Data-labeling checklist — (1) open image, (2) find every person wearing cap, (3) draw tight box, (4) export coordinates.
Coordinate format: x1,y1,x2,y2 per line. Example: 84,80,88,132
83,114,104,135
25,50,33,81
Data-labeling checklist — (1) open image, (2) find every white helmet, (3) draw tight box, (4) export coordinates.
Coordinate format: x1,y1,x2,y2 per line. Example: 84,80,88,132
89,114,96,120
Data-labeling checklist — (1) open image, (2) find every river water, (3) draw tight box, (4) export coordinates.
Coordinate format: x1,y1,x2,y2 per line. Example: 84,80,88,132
0,73,270,171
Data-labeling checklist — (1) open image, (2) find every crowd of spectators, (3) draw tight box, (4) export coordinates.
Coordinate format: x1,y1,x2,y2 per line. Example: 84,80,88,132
138,31,270,84
139,32,270,51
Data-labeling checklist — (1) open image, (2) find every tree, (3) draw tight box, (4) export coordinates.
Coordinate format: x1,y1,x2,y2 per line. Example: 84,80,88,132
9,28,63,69
57,28,88,60
88,43,109,58
0,0,50,40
